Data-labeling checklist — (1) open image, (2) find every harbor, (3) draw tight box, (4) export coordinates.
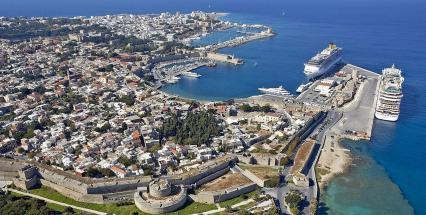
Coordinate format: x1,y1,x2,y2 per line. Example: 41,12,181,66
149,26,275,88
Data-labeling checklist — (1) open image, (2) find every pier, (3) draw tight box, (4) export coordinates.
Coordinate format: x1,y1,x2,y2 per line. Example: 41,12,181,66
198,29,274,52
337,64,380,140
296,63,380,140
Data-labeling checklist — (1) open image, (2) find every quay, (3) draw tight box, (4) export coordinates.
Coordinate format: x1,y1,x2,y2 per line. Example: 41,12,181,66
206,52,243,65
296,63,380,140
336,64,380,140
198,28,274,52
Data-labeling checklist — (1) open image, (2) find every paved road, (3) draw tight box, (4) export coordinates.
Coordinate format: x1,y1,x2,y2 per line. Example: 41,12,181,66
337,65,379,137
5,188,106,215
263,110,342,215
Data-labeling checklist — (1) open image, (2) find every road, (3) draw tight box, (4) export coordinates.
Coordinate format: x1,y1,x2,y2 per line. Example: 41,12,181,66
5,188,106,215
260,111,341,215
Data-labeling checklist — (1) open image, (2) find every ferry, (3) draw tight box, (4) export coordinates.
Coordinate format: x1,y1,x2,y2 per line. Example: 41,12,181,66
258,86,291,97
296,82,312,93
304,43,342,79
375,65,404,121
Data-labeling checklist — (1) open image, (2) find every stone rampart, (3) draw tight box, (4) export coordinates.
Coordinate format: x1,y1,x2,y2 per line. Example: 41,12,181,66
195,166,229,187
0,159,23,180
134,187,187,214
5,156,237,204
40,179,104,204
18,166,38,180
170,155,237,185
191,183,257,204
234,165,266,187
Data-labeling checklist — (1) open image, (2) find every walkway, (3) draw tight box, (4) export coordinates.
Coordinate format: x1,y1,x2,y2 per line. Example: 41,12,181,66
5,188,106,215
195,198,255,215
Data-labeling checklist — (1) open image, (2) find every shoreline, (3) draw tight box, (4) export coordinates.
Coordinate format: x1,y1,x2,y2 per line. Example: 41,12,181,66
316,136,352,190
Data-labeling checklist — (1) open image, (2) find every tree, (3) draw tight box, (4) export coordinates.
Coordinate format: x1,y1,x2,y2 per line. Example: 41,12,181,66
16,147,25,154
95,122,111,133
63,206,75,214
161,110,223,146
117,155,134,167
280,156,290,166
285,192,302,211
99,168,116,177
0,194,57,215
118,95,136,106
260,104,272,113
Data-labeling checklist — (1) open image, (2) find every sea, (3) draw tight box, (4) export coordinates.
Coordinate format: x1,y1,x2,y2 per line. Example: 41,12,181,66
1,0,425,214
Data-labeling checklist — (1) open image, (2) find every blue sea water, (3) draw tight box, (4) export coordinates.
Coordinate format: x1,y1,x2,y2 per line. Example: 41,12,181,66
1,0,425,214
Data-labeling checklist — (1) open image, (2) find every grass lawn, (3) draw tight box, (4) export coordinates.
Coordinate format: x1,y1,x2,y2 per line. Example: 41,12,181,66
28,186,217,215
218,189,259,208
28,186,147,215
46,203,67,212
238,164,280,180
11,191,75,213
164,199,217,215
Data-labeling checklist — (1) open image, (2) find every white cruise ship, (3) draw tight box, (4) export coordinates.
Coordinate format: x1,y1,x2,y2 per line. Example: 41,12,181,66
375,65,404,121
304,43,343,79
258,86,291,97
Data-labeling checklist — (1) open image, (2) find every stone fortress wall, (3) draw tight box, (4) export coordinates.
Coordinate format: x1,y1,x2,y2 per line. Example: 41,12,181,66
169,155,237,186
0,159,24,181
4,155,240,205
190,182,257,204
233,165,267,187
134,187,187,214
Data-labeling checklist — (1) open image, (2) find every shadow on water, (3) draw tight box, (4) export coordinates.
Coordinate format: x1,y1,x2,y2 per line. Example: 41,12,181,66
317,201,330,215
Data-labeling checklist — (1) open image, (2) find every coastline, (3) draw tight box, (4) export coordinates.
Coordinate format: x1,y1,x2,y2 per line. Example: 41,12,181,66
316,136,352,190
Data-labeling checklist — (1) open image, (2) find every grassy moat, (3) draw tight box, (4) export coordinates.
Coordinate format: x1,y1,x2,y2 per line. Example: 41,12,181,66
18,186,261,215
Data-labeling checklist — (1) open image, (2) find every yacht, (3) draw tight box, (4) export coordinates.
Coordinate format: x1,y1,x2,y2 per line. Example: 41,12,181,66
258,86,291,97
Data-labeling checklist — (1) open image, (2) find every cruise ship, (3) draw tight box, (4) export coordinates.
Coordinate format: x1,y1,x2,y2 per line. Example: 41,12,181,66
375,65,404,121
304,43,343,79
258,86,291,97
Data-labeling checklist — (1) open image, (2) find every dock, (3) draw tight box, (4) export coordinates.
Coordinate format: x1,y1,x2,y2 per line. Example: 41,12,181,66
296,63,380,140
336,64,380,140
206,52,243,65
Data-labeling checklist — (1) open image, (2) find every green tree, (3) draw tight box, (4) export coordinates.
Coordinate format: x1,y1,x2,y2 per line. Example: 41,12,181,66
117,155,134,167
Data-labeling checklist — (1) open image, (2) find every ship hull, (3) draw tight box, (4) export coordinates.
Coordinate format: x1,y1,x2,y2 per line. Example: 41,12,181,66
375,112,399,122
304,54,342,79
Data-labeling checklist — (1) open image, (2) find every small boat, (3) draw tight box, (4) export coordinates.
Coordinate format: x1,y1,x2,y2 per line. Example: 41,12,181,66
296,82,313,93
